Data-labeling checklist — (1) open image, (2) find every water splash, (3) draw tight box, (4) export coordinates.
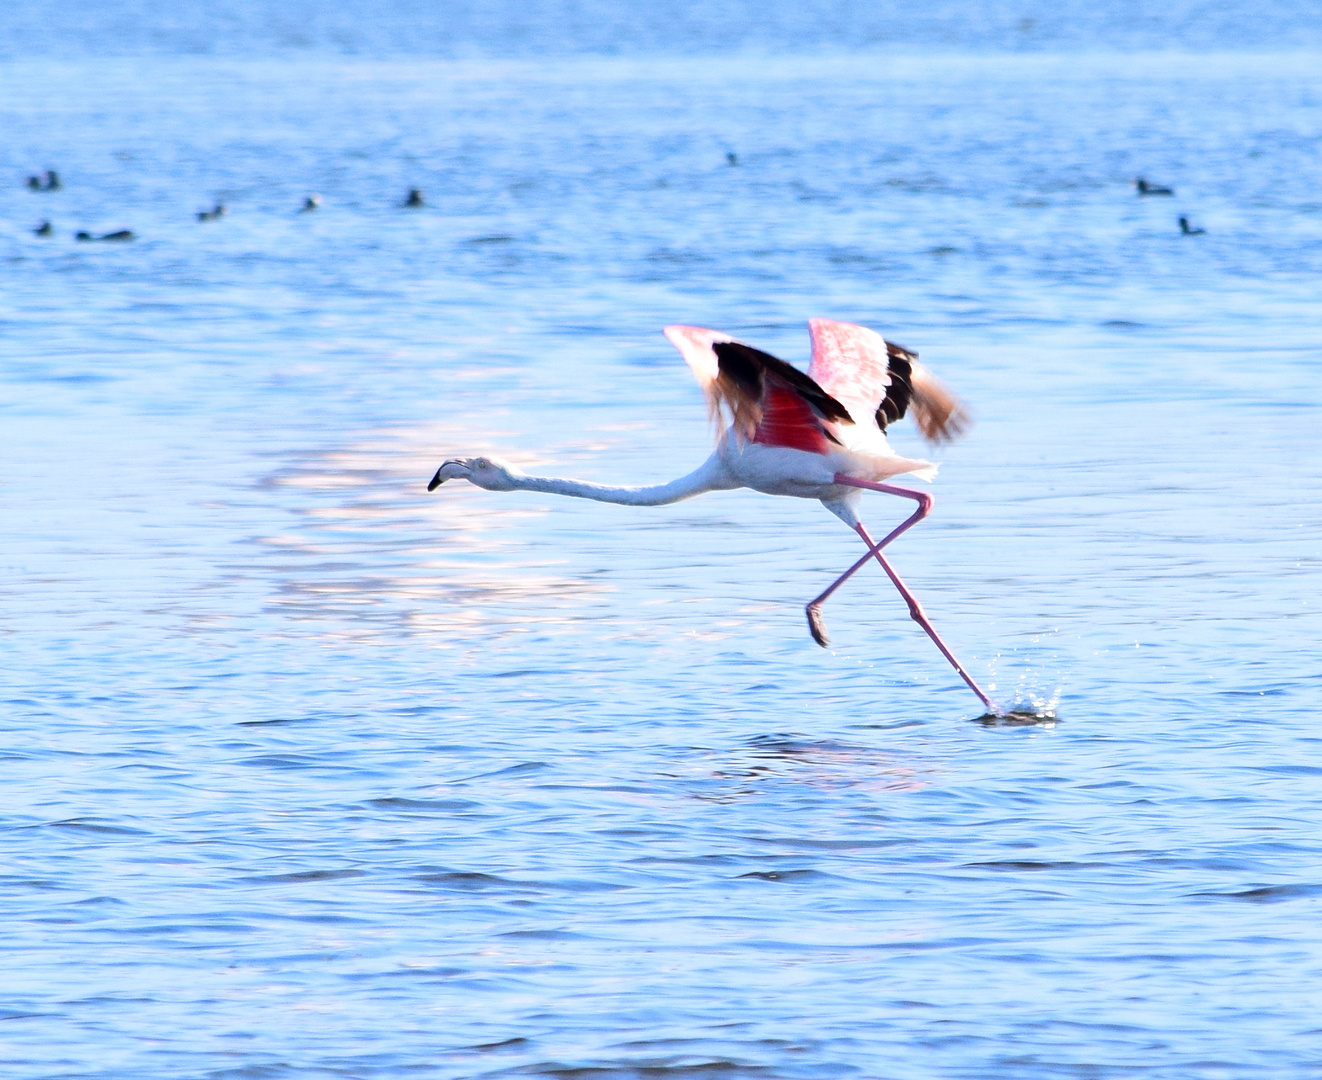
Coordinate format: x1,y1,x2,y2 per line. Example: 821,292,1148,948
978,687,1061,727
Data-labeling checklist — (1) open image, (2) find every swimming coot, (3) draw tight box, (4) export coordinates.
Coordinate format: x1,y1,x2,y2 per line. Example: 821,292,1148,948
1136,178,1174,196
26,170,61,192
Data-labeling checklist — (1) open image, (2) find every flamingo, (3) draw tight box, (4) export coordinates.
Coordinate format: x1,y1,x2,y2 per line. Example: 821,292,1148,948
428,318,996,712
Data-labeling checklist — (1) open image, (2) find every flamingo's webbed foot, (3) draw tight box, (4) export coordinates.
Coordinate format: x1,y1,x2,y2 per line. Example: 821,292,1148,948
806,604,830,648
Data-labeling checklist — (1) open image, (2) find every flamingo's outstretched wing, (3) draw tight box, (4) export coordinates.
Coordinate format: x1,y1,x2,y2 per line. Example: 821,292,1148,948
664,325,851,442
807,318,968,444
663,325,731,400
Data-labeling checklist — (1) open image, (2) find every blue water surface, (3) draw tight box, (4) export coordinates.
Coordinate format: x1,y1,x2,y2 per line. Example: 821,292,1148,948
3,4,1322,1077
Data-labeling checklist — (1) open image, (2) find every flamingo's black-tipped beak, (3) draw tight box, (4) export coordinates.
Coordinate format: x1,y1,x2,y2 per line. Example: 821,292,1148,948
427,459,469,491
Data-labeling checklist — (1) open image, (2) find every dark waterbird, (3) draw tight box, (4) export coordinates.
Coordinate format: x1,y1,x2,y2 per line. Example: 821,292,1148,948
727,151,739,166
197,203,227,222
26,169,61,192
428,318,1038,720
1179,216,1206,236
403,188,425,208
1136,177,1174,196
76,229,135,242
300,194,322,212
33,220,53,237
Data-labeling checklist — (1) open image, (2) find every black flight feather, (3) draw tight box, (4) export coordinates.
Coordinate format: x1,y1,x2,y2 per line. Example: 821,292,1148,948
712,341,854,425
876,341,916,431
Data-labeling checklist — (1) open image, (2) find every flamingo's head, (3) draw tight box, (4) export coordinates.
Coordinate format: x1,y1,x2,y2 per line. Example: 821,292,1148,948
427,456,520,492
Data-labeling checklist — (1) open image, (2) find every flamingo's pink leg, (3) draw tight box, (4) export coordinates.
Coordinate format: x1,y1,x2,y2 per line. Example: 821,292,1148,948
805,480,932,644
806,475,995,713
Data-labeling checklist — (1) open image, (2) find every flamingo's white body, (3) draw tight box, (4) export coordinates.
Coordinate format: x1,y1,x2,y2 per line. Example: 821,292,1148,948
430,318,995,712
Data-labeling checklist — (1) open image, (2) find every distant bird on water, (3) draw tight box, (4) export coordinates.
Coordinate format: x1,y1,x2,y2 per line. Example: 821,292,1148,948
197,203,227,222
429,318,997,712
403,188,425,208
33,220,53,237
1136,178,1174,196
26,170,61,192
76,229,135,242
727,151,739,166
300,194,322,212
1178,215,1205,236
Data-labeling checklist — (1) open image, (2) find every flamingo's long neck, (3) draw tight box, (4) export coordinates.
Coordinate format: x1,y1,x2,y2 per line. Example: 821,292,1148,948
509,455,734,506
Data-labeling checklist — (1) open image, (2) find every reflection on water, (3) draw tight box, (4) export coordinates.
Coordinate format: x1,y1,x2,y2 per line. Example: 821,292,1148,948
254,425,609,642
666,735,936,802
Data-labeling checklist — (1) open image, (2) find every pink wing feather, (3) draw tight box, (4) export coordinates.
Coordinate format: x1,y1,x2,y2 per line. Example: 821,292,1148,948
663,324,747,429
806,318,893,424
663,325,734,392
807,317,969,444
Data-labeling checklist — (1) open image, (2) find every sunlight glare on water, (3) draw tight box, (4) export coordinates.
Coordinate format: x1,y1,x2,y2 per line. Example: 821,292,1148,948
3,3,1322,1077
